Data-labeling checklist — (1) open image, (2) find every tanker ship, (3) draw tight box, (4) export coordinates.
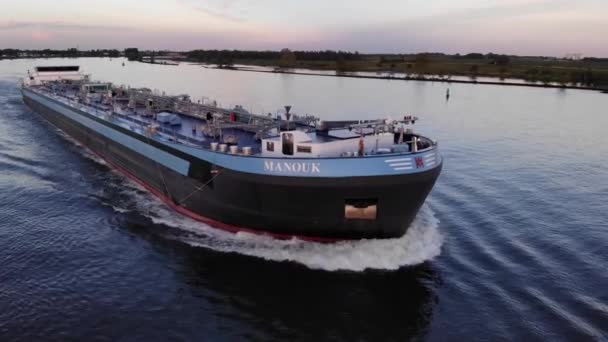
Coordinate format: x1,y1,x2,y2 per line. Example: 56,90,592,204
22,66,442,241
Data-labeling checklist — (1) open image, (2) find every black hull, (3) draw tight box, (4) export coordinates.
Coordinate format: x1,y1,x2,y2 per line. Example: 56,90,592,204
23,94,442,240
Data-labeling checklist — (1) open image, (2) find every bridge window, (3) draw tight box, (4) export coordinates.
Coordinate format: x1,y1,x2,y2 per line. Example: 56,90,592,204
297,145,312,153
266,141,274,152
282,133,294,155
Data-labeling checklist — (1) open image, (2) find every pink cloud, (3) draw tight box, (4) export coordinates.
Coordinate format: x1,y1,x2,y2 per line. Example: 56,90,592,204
31,30,51,41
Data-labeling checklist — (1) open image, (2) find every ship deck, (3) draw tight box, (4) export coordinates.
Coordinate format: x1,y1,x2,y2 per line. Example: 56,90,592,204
31,84,435,159
111,105,341,154
115,108,264,153
36,86,372,154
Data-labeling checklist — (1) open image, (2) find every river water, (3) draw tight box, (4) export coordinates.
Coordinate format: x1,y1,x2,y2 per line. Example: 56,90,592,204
0,58,606,341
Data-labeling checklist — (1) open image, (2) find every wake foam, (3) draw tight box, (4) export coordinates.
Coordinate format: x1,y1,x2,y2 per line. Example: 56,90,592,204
64,133,444,271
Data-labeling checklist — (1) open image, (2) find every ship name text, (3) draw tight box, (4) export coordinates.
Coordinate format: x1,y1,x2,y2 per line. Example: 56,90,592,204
264,161,321,173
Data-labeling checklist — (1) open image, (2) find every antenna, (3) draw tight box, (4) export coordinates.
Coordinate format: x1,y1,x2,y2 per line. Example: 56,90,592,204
284,105,292,121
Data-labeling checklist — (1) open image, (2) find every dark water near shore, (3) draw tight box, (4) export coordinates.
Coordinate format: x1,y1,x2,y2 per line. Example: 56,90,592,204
1,58,607,341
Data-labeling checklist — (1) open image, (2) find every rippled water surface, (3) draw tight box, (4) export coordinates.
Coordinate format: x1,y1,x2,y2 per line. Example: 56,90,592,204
1,58,607,341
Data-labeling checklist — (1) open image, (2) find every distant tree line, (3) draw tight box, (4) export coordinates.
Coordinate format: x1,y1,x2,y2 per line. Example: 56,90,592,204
0,48,120,59
582,57,608,63
450,52,512,65
294,50,360,61
186,49,361,64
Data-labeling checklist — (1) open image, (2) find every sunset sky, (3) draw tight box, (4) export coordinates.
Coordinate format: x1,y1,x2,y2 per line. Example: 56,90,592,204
1,0,606,56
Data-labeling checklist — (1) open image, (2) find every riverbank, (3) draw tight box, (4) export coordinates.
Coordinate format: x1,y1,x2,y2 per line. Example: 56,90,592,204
206,64,607,92
182,51,608,91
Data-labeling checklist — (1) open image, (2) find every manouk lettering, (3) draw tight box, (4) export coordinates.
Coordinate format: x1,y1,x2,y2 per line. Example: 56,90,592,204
264,161,321,173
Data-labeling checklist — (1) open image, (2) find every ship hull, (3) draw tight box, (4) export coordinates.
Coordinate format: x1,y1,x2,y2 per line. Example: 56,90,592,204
23,90,441,240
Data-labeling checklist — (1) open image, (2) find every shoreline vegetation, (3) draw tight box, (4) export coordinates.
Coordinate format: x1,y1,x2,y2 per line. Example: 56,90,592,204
184,49,608,91
206,66,607,91
2,48,607,91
